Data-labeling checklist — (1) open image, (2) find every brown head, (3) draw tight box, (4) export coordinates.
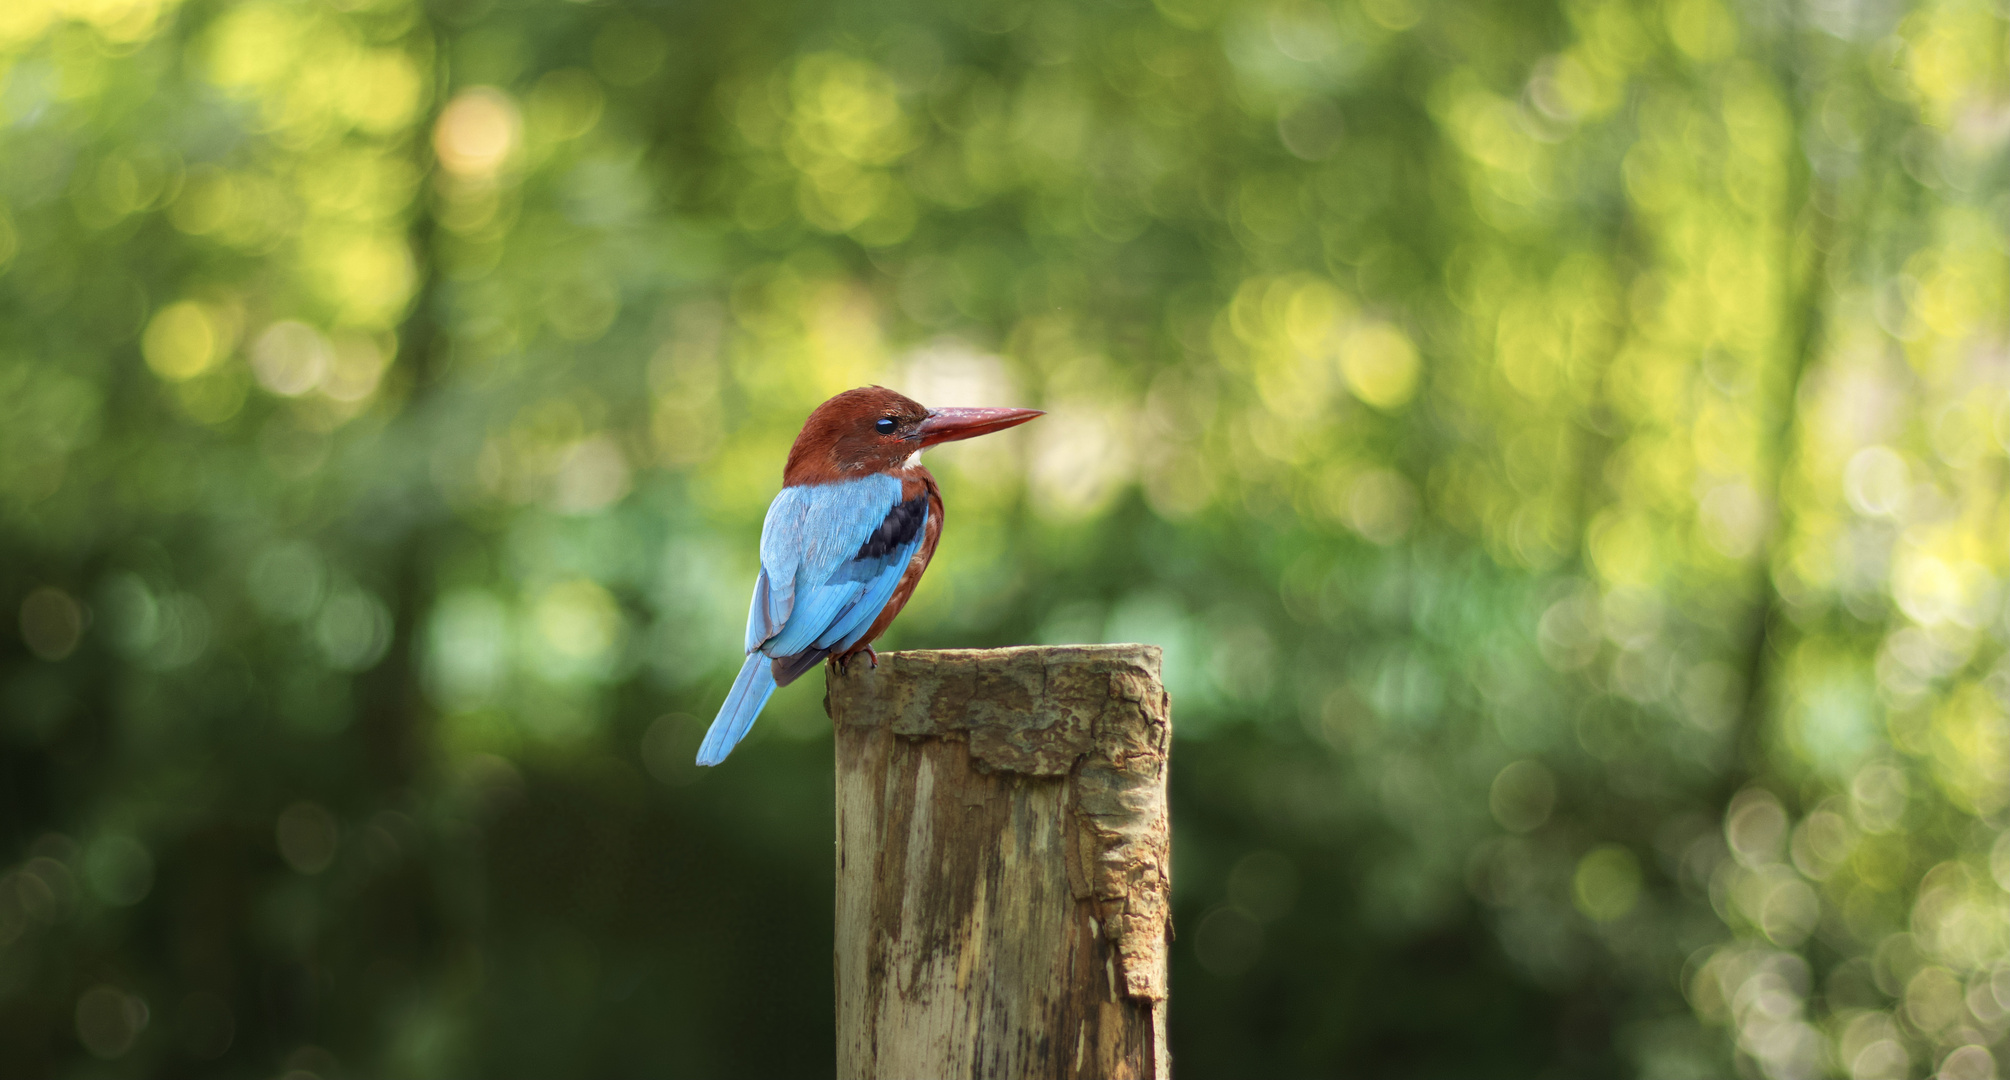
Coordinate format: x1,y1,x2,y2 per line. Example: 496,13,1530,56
782,386,1043,486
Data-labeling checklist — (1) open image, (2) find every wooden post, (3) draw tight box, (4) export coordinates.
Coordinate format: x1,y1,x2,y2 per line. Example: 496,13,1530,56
828,645,1172,1080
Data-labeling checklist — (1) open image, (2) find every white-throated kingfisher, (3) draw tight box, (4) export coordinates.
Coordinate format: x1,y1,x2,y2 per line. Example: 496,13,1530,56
695,386,1042,766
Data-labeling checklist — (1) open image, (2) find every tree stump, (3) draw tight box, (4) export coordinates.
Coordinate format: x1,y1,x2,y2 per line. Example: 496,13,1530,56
827,645,1172,1080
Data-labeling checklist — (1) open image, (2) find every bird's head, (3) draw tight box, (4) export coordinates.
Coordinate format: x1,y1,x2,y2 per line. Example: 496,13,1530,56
784,386,1043,485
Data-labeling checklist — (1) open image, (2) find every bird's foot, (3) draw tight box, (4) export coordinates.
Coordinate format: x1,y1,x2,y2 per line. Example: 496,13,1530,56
829,646,879,674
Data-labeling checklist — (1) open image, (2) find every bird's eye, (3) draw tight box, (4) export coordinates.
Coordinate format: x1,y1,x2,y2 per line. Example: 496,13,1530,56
875,417,898,435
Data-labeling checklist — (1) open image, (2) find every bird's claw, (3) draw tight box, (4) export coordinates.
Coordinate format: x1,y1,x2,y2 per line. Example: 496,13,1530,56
830,645,879,674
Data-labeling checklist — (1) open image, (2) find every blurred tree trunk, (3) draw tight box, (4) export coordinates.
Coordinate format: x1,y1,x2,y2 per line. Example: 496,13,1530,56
1721,28,1836,800
357,17,451,794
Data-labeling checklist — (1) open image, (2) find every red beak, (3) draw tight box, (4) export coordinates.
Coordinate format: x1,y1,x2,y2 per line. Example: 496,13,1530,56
916,406,1044,448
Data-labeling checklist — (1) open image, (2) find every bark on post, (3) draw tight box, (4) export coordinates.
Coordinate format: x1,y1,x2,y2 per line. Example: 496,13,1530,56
828,645,1172,1080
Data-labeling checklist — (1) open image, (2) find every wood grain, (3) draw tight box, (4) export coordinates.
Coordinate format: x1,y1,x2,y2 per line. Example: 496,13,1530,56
829,645,1171,1080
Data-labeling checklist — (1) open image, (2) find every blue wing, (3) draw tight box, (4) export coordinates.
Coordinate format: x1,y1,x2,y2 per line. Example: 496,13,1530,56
743,476,898,652
801,493,928,653
698,477,929,765
756,477,925,665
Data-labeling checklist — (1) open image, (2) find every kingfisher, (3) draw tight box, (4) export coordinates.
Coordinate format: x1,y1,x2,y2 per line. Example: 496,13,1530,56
696,386,1043,766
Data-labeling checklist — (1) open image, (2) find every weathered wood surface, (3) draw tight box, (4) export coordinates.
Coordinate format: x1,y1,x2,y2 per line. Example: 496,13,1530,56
828,644,1171,1080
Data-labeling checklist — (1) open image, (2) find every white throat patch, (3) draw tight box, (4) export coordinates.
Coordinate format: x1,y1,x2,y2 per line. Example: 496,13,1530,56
903,449,923,469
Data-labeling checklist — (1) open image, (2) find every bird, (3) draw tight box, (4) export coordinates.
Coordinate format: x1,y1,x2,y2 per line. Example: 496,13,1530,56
695,385,1043,766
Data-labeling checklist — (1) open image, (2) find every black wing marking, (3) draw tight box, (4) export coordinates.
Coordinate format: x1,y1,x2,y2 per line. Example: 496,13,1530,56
851,493,927,562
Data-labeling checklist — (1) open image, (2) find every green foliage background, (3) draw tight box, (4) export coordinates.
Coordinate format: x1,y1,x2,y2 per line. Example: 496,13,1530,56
2,0,2007,1075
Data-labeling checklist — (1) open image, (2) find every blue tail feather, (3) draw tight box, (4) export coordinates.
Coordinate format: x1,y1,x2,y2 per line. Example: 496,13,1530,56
696,655,778,766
